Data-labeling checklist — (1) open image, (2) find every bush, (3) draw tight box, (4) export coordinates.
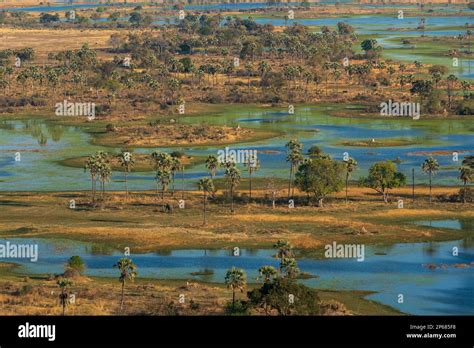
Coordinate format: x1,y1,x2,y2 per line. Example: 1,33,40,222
189,300,200,311
170,151,185,158
66,255,85,274
204,92,224,104
437,187,473,202
459,187,473,202
15,284,34,296
457,104,473,115
224,300,249,315
94,104,111,116
105,124,116,132
247,278,320,315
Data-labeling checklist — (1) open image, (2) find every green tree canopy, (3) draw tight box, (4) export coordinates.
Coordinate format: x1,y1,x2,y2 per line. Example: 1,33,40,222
359,161,406,203
294,158,344,206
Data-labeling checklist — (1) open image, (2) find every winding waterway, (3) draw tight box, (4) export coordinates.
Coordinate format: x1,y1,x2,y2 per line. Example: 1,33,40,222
0,105,472,191
0,218,472,315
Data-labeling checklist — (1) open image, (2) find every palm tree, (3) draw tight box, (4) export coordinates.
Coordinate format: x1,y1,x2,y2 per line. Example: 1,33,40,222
274,239,294,272
280,257,300,279
257,265,277,283
421,156,439,203
285,139,303,198
244,154,260,200
113,258,137,311
344,157,358,203
97,157,112,201
85,151,109,203
446,74,458,109
156,169,171,211
224,162,241,213
57,278,72,316
117,150,134,199
84,154,99,203
205,154,219,178
197,177,215,225
459,166,473,203
224,267,247,309
258,60,271,79
170,156,181,196
265,178,278,209
151,151,172,200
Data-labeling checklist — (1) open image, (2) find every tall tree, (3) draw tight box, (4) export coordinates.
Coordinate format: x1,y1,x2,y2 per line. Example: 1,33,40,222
421,156,439,204
197,177,215,225
285,139,303,198
151,152,173,204
113,258,137,311
117,150,134,199
265,178,278,209
224,162,241,213
446,74,458,109
170,156,181,196
205,154,219,178
84,154,99,203
459,165,473,203
343,157,358,203
224,267,247,310
274,239,294,273
97,155,112,201
244,153,260,200
57,278,72,316
156,169,171,211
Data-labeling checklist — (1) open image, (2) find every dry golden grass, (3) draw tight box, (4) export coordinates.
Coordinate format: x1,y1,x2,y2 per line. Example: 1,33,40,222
0,0,40,8
0,275,231,316
0,28,119,61
0,268,401,315
0,185,470,252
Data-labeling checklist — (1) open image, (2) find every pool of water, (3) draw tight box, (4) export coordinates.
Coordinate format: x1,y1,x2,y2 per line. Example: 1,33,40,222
415,219,463,230
1,226,472,315
0,105,472,191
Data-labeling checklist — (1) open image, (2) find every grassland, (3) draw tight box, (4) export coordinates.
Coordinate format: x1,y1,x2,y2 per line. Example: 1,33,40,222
337,138,421,147
0,262,402,315
0,185,471,254
0,28,119,62
0,0,472,318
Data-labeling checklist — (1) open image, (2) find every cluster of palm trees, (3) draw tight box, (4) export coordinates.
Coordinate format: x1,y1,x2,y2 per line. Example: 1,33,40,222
84,151,112,203
225,239,300,310
150,151,182,209
84,144,472,219
84,150,183,208
200,151,259,218
421,155,473,203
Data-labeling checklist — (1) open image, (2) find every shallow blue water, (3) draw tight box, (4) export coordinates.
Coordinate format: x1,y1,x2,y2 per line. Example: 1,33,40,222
0,222,472,315
0,105,473,191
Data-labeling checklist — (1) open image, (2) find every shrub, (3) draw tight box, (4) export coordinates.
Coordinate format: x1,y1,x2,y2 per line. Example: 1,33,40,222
15,284,34,296
105,124,116,132
247,278,320,315
459,187,473,203
170,151,185,158
66,255,85,274
224,300,249,315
